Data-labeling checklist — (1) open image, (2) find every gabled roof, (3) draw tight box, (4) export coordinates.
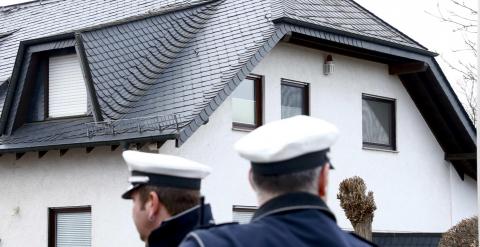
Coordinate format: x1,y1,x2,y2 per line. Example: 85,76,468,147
0,0,475,179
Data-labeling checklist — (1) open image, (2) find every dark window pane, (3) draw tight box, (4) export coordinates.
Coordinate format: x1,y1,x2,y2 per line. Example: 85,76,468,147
232,79,255,125
281,83,307,119
362,97,394,147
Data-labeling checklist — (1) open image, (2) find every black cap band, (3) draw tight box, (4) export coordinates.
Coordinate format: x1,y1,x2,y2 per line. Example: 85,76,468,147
131,171,202,190
251,149,330,175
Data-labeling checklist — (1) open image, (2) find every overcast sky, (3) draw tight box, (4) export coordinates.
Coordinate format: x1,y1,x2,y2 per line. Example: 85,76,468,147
1,0,475,95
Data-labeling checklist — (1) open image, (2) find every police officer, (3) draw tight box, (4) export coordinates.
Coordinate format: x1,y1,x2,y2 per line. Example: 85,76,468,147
180,116,376,247
121,150,214,247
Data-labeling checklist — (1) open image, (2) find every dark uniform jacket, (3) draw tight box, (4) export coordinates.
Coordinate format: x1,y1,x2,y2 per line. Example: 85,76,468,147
147,204,214,247
180,193,376,247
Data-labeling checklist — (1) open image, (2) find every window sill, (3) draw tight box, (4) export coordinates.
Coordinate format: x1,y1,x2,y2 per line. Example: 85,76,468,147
232,122,258,132
232,127,254,132
362,147,399,153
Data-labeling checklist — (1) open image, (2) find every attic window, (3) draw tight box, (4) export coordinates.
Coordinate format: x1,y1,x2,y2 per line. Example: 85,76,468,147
48,54,88,118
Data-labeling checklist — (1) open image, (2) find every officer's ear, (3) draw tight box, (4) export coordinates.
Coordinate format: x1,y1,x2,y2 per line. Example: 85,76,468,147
145,191,159,212
318,163,330,201
147,191,171,222
248,169,257,192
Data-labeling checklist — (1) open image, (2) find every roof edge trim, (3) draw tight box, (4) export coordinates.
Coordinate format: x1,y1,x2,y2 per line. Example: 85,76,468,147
0,42,26,134
0,133,176,154
273,17,438,57
427,58,476,141
75,33,104,122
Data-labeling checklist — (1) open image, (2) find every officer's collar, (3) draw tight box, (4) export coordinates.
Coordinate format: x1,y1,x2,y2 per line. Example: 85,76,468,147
252,192,336,222
148,204,213,246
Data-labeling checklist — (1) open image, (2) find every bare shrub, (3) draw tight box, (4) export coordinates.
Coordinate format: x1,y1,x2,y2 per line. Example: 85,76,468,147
337,176,376,240
438,216,478,247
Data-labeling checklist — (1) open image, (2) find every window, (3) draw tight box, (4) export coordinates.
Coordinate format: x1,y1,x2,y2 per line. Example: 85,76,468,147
48,54,88,118
281,80,309,119
362,94,396,150
49,206,92,247
232,76,263,130
232,206,257,224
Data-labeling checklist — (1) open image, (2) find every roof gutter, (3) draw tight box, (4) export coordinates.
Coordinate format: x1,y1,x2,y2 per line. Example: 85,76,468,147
0,134,176,154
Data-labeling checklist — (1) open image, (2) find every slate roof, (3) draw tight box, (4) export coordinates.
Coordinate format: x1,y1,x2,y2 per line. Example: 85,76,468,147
0,0,475,178
0,0,212,83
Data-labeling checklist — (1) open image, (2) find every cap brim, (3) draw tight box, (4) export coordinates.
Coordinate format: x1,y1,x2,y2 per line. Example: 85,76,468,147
121,184,142,199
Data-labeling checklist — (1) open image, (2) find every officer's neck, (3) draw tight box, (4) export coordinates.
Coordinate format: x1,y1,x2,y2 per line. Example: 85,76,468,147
257,190,321,206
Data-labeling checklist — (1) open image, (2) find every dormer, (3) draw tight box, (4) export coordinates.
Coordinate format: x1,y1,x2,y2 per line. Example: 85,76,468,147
24,49,90,124
0,34,101,136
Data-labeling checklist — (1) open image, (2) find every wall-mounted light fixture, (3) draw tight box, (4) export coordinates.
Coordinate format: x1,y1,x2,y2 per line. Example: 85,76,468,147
323,54,334,75
11,206,20,216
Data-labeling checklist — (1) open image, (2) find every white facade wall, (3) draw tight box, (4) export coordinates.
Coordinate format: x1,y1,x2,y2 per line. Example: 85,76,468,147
0,42,476,247
0,148,144,247
161,42,477,232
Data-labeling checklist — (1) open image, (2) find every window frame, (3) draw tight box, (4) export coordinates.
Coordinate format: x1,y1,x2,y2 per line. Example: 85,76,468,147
45,50,89,120
232,75,263,131
362,94,397,151
281,79,310,118
48,206,92,247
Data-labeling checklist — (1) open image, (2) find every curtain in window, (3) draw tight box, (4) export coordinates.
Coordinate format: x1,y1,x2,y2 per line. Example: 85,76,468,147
281,84,305,119
362,99,392,145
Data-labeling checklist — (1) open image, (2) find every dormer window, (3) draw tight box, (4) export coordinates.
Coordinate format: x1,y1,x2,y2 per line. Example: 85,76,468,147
48,54,87,118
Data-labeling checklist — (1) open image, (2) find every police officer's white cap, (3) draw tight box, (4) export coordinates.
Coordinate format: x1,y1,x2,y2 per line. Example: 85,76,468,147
234,115,339,175
121,151,211,199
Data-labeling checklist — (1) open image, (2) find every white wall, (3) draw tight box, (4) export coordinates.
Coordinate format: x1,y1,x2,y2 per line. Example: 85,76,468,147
161,42,477,232
0,148,144,247
0,42,476,247
450,166,477,224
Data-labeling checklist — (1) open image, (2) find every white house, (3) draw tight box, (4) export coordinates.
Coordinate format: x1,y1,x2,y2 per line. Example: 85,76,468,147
0,0,476,247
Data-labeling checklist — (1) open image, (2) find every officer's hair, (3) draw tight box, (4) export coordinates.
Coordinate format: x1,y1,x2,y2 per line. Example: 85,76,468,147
251,166,322,195
137,186,200,216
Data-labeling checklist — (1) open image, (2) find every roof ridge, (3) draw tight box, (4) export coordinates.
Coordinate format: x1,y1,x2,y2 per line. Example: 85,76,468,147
0,0,64,13
73,0,217,34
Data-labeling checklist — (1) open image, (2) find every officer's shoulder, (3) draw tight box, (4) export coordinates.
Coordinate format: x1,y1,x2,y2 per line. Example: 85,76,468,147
348,232,379,247
183,222,241,246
